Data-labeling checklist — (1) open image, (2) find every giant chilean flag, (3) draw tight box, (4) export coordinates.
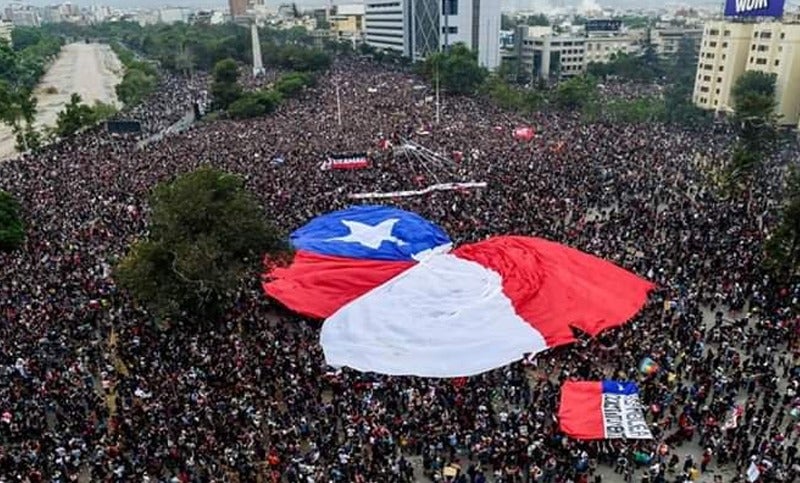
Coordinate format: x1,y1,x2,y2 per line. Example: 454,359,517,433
263,206,654,377
559,381,654,440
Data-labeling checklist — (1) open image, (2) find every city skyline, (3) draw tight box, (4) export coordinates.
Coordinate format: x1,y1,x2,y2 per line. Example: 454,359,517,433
2,0,768,10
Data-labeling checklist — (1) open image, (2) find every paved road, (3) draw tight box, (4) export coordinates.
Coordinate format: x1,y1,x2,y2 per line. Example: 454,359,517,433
0,42,122,160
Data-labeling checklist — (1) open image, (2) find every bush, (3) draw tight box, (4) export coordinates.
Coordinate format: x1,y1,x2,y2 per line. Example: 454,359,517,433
228,89,282,119
116,68,157,106
274,72,313,98
211,58,241,110
0,191,24,252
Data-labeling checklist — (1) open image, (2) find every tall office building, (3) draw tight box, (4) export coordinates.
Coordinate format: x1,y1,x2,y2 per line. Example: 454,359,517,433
0,20,12,43
364,0,500,69
364,1,405,52
229,0,248,18
693,20,800,126
441,0,501,70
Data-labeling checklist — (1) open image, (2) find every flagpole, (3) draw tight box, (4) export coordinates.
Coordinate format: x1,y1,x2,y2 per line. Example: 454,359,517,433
336,83,342,127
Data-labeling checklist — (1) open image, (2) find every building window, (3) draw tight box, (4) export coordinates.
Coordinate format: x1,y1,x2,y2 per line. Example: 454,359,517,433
780,32,786,40
775,59,780,66
722,42,728,48
442,26,457,34
724,30,730,36
719,66,724,71
714,99,718,106
703,75,711,81
709,29,719,36
750,56,754,63
715,88,720,94
442,0,458,15
717,77,722,83
700,86,709,93
722,54,726,60
756,58,767,65
709,41,717,47
760,32,772,39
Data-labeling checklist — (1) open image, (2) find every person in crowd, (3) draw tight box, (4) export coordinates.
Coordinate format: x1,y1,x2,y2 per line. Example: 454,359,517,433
0,56,797,482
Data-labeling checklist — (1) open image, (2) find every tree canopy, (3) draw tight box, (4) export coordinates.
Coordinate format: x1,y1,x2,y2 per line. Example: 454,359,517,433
727,71,778,185
765,167,800,280
0,191,24,252
228,89,283,119
526,14,550,27
553,75,597,110
211,58,242,110
0,31,63,152
54,93,116,137
422,43,488,95
111,42,159,107
116,167,287,323
41,21,332,78
731,70,778,148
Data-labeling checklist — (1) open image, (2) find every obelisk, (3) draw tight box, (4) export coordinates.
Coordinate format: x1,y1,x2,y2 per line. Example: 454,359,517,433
251,22,264,77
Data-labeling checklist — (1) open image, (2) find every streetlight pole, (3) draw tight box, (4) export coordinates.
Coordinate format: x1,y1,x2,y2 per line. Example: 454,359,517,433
336,82,342,127
435,65,440,125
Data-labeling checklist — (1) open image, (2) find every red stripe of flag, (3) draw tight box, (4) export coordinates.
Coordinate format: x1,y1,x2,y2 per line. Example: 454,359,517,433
558,381,606,439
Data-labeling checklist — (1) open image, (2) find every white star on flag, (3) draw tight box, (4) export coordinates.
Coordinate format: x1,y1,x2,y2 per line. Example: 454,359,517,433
327,219,407,249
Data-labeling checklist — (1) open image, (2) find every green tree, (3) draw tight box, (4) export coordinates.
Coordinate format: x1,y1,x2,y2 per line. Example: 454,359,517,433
526,14,550,26
212,57,239,83
116,167,287,323
55,93,95,137
0,86,38,152
662,37,710,127
501,14,517,30
731,71,778,150
0,191,24,252
10,27,43,51
55,94,117,137
553,75,596,110
483,75,522,110
211,58,242,110
274,71,314,98
765,167,800,280
727,71,778,186
228,89,283,119
424,43,487,95
116,68,157,106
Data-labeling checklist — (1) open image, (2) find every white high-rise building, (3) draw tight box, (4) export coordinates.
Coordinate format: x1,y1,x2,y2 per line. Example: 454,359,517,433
364,1,405,53
364,0,501,70
441,0,501,70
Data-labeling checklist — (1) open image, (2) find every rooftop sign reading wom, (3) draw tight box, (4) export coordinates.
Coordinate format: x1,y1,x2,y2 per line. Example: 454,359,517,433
725,0,785,17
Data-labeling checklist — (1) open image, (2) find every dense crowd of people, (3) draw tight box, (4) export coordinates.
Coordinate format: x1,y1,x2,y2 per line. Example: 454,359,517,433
111,73,210,139
0,55,798,482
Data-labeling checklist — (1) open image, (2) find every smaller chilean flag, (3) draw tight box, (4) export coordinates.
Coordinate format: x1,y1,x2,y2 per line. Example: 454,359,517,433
558,381,654,440
264,206,654,378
